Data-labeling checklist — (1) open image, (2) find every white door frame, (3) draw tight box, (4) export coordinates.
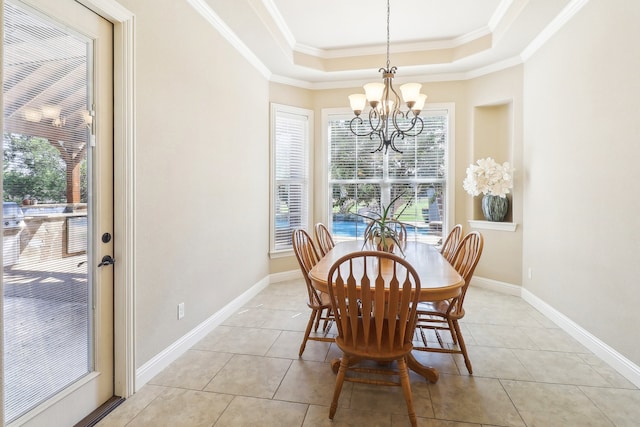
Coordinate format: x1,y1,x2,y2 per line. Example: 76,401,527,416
76,0,136,399
0,0,135,408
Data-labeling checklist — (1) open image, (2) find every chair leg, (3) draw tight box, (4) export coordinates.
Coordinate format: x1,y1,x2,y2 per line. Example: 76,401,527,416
434,328,444,347
452,320,472,374
397,357,417,427
313,308,322,332
329,355,349,420
299,309,318,357
447,318,457,345
321,308,332,332
418,325,429,347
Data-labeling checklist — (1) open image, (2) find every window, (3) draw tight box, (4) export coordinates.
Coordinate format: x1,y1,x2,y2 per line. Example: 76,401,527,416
324,106,453,244
270,104,313,255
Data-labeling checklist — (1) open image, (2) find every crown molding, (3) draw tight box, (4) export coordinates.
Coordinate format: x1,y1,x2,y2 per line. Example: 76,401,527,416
187,0,271,80
488,0,514,31
295,26,493,60
465,55,524,80
270,73,315,90
259,0,296,48
521,0,589,61
272,57,524,91
193,0,588,90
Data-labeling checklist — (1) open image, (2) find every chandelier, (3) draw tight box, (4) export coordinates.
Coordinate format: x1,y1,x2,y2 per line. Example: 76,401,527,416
348,0,427,154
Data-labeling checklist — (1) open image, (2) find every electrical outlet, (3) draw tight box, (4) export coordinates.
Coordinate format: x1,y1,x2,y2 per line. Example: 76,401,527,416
178,302,185,320
527,268,532,280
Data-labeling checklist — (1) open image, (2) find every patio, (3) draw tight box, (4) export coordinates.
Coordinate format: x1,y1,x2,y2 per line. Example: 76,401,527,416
3,252,89,422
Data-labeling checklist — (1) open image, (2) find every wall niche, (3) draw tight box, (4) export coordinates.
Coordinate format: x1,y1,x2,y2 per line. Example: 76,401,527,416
471,102,513,223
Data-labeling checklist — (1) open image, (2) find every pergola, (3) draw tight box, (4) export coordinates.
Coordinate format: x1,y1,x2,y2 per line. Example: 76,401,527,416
3,5,90,204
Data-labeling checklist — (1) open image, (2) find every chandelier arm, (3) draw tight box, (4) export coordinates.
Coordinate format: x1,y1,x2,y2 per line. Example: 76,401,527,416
388,76,401,108
390,109,405,133
349,116,377,138
387,131,403,154
390,111,425,137
371,133,385,153
368,109,385,133
399,116,425,137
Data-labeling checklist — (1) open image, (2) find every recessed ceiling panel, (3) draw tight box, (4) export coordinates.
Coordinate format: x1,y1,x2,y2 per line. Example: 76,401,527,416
273,0,502,50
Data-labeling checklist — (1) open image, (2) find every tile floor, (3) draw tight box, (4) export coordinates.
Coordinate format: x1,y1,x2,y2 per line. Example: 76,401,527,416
97,281,640,427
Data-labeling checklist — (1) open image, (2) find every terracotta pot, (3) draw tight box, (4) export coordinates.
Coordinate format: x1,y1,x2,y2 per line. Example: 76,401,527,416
373,236,395,253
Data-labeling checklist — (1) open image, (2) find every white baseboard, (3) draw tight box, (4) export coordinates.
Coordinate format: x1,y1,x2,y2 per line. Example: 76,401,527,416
135,275,271,390
474,277,640,388
135,271,640,392
269,269,301,283
471,276,522,296
522,288,640,389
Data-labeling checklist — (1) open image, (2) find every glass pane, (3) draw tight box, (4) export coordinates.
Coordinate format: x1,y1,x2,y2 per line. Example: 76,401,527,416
330,183,380,240
274,182,307,249
3,2,91,421
329,118,383,180
273,107,309,251
328,112,448,245
389,115,447,179
391,183,444,244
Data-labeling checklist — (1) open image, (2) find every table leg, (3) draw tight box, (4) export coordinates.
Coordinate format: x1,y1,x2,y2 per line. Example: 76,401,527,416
406,352,439,383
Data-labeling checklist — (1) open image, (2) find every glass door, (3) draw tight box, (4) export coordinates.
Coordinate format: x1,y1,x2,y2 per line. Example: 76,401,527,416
2,0,114,424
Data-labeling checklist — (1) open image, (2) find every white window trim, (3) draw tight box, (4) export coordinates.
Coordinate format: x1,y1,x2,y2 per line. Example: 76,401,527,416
320,103,455,236
269,103,313,257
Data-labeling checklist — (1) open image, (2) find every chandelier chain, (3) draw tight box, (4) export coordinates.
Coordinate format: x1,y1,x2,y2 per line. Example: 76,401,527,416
347,0,427,153
386,0,390,70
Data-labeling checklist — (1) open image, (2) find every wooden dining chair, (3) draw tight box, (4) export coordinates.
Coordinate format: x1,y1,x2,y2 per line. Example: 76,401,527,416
314,222,335,257
292,229,335,356
415,231,484,374
440,223,463,263
326,251,421,427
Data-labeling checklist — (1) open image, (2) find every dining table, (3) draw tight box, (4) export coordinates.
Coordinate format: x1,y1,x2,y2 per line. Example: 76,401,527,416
308,239,464,383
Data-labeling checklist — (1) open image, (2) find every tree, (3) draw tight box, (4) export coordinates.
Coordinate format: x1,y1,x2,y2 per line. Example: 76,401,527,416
329,114,448,226
3,133,87,203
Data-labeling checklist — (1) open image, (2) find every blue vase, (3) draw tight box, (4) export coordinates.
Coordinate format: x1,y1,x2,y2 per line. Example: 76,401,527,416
482,194,509,222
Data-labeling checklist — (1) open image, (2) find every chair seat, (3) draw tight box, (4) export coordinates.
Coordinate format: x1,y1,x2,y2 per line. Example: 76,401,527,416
308,291,332,310
416,300,465,320
327,251,421,426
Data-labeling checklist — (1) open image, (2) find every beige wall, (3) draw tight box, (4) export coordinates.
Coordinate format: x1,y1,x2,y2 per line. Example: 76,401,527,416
128,0,640,379
523,0,640,365
268,74,525,288
467,67,524,285
118,2,528,367
118,0,270,367
266,81,474,274
310,80,471,227
3,0,639,398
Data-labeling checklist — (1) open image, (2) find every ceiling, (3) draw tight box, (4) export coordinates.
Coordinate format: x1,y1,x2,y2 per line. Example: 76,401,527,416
199,0,576,89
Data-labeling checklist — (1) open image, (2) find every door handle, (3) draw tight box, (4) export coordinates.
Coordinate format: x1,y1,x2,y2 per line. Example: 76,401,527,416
98,255,115,267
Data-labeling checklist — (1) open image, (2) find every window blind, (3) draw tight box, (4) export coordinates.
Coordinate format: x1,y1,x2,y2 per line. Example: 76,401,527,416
272,105,311,252
327,110,449,244
3,1,91,421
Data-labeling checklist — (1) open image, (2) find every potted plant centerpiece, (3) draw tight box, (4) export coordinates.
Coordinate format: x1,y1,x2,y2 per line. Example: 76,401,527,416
358,191,410,254
463,157,514,221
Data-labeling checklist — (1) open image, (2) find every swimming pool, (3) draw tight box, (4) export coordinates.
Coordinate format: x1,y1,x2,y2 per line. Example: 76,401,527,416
331,219,435,238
